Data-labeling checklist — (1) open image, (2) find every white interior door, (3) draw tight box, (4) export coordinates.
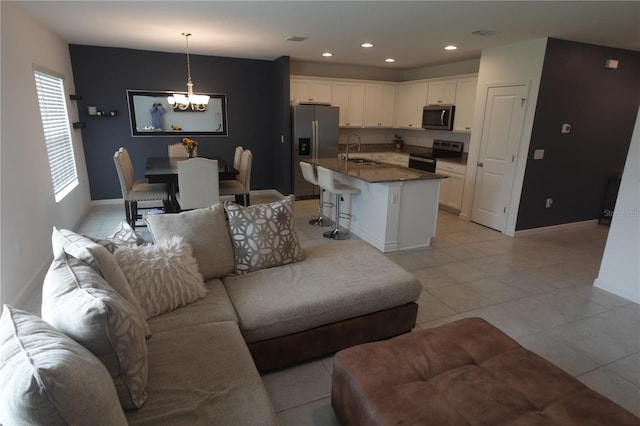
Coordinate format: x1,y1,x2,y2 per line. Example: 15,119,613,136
471,85,527,231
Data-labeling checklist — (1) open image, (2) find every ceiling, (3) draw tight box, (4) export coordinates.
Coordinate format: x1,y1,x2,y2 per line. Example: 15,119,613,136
17,1,640,70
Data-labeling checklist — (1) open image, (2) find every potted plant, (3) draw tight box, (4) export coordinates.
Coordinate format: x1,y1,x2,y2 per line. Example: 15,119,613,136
393,134,404,150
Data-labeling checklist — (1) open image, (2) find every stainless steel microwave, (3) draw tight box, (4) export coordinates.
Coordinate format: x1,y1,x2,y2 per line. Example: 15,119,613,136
422,105,455,130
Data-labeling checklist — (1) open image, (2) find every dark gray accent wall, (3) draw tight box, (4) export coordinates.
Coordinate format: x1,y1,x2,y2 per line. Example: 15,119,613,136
516,38,640,230
69,45,291,200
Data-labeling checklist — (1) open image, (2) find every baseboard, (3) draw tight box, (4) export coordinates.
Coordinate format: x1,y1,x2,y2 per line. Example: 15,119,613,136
514,219,599,237
10,254,52,311
594,277,640,304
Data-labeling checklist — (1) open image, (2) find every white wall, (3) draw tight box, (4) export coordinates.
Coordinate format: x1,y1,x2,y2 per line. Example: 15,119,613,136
1,2,91,307
594,108,640,303
460,38,547,235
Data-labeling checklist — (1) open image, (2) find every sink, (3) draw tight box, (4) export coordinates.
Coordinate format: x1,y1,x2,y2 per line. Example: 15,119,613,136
348,158,378,165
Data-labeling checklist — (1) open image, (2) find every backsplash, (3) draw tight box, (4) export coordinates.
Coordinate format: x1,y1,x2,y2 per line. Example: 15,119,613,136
338,128,471,152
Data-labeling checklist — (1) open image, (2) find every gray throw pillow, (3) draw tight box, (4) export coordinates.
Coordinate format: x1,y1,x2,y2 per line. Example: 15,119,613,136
114,235,207,319
224,195,304,274
0,305,128,425
41,249,148,410
51,227,151,338
144,203,235,280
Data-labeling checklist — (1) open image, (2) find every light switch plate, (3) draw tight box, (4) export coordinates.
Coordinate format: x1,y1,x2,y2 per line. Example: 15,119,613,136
533,149,544,160
561,123,571,134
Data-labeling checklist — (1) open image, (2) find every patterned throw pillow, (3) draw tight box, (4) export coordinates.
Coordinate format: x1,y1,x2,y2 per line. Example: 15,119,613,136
114,236,207,319
41,249,148,410
0,306,128,424
224,195,304,274
51,227,152,338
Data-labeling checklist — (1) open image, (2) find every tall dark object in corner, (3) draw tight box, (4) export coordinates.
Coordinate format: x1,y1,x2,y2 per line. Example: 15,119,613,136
516,38,640,230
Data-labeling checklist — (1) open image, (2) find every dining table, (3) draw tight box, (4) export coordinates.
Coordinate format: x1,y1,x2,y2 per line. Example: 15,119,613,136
145,156,237,212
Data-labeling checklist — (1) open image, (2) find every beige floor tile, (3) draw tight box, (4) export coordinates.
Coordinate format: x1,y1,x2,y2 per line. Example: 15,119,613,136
409,249,459,267
434,261,490,283
460,305,543,339
578,367,640,417
277,397,340,426
385,252,427,271
261,360,332,412
416,314,465,329
516,333,601,376
427,284,494,313
416,291,458,324
412,267,459,289
606,352,640,388
462,277,530,303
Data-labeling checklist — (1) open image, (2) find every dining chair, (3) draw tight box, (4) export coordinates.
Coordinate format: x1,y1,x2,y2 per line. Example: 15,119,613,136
220,149,252,206
233,145,244,171
176,158,220,210
168,142,198,158
113,147,169,229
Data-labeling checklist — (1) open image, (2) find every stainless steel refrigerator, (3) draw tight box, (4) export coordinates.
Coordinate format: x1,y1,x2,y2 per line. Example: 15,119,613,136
292,104,339,198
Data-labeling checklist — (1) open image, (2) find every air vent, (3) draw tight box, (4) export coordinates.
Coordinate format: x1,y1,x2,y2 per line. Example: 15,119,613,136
471,29,498,36
286,36,307,42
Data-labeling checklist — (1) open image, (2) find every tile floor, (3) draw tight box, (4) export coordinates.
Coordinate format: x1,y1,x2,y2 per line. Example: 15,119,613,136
20,194,640,423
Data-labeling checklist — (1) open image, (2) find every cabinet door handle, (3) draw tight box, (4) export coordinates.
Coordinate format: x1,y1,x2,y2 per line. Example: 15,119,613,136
477,162,484,167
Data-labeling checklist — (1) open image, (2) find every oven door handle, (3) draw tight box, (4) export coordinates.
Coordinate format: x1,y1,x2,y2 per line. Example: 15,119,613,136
410,156,436,164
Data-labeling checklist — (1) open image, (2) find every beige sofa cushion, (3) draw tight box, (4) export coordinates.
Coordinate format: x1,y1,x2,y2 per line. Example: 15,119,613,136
41,249,148,410
125,321,278,426
223,241,423,343
145,204,235,280
0,306,127,425
147,278,238,334
51,227,151,337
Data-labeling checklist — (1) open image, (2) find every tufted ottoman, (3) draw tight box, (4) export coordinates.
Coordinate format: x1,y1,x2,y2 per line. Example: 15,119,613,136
331,318,639,426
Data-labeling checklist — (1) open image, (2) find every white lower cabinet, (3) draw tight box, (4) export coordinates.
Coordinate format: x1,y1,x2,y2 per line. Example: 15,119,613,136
436,161,466,211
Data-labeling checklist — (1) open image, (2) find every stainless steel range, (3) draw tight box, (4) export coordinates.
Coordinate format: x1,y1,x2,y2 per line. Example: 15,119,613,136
408,140,464,172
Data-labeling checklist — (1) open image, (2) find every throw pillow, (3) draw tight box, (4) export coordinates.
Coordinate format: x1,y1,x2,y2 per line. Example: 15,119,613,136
109,219,147,247
0,306,128,425
114,235,207,319
51,227,151,338
224,194,304,274
144,203,235,280
41,250,148,410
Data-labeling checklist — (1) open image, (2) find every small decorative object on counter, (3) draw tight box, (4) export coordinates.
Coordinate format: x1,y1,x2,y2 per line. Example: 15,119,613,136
182,137,198,158
393,134,404,150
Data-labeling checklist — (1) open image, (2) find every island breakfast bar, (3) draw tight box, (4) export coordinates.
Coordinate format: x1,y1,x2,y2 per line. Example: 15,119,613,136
305,158,445,253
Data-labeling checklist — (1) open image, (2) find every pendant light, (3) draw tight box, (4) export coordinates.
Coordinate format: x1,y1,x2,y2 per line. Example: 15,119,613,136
167,32,210,111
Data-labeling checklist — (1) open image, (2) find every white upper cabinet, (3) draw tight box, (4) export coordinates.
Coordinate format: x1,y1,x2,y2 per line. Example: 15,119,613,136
427,80,457,105
290,77,332,104
364,83,396,127
394,81,428,129
332,82,365,127
453,77,478,132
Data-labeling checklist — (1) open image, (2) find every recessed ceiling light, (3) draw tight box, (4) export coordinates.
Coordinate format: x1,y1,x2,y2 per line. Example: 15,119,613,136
385,58,395,63
322,52,333,57
444,45,458,51
361,42,374,48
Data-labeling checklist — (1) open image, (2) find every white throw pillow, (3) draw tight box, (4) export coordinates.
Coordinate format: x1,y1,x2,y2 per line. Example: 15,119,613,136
0,306,128,425
224,195,304,274
114,235,207,319
41,250,148,410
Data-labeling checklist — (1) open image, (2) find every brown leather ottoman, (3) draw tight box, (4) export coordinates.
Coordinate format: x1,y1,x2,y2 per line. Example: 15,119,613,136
332,318,639,426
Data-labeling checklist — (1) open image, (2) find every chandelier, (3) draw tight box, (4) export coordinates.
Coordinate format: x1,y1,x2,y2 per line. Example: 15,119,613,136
167,33,210,111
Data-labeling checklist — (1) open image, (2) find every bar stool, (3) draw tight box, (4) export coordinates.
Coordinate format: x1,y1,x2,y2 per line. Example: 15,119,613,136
316,166,360,240
299,162,334,227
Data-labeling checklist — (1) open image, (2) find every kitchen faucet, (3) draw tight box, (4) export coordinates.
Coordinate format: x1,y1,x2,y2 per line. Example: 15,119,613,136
345,133,361,163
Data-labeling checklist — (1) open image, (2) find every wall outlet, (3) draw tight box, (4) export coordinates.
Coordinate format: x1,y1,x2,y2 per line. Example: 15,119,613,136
545,198,553,208
533,149,544,160
561,123,571,134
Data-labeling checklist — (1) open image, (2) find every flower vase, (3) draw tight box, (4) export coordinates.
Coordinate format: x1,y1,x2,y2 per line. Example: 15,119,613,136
187,150,194,158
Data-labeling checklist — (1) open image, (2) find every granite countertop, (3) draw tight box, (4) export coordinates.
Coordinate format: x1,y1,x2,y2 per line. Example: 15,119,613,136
338,144,468,166
308,158,445,184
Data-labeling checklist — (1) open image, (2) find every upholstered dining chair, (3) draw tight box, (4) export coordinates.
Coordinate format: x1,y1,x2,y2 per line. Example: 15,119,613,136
233,145,244,171
176,158,220,210
113,147,169,229
168,142,198,158
220,149,252,206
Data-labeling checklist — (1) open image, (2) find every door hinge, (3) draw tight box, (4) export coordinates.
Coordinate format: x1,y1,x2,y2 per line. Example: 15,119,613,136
512,154,515,162
503,206,507,214
521,98,526,107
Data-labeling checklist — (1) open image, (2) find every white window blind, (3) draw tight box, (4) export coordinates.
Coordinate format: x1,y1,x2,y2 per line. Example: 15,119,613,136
34,69,78,202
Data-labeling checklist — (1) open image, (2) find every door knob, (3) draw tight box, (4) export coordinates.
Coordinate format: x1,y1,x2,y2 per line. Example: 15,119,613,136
477,162,484,167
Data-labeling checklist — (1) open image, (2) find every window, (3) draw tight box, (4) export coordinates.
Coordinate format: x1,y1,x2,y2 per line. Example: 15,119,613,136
34,68,78,202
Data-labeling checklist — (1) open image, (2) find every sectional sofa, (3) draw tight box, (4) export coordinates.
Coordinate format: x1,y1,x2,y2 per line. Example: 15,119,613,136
0,196,422,425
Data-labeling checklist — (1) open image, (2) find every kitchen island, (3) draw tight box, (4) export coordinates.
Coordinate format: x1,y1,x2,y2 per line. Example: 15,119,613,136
306,158,445,253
